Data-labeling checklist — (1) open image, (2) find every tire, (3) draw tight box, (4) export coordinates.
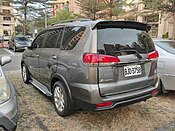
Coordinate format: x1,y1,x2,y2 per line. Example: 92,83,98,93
159,80,169,94
13,45,16,52
53,81,73,117
21,63,30,84
7,42,10,49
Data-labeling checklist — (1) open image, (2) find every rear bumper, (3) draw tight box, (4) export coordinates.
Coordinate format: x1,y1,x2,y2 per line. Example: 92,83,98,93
71,77,160,111
16,46,28,50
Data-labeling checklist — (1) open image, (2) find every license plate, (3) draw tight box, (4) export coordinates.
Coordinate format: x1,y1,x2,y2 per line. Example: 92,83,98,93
124,65,142,77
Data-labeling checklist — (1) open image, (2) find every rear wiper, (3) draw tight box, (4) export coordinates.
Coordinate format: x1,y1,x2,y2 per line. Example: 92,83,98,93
114,50,143,59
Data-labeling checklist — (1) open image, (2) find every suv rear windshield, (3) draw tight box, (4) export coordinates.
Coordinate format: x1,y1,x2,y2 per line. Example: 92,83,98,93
155,41,175,54
97,28,155,56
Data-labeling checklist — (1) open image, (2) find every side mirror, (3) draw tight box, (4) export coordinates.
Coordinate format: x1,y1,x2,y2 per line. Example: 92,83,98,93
0,56,11,66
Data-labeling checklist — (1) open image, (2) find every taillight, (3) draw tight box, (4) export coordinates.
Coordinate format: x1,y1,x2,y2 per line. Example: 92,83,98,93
96,101,113,108
83,53,120,65
151,89,158,95
147,50,159,60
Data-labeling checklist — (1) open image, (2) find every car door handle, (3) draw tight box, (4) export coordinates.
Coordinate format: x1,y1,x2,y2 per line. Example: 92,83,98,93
51,55,57,60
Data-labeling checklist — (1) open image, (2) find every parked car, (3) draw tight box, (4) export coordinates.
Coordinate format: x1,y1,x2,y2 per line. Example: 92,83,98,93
25,34,34,42
154,39,175,93
0,36,3,43
8,36,31,52
0,56,18,130
21,20,159,117
3,35,10,41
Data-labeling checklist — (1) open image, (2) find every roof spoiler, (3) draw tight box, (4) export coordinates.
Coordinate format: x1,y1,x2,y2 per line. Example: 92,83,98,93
92,21,151,31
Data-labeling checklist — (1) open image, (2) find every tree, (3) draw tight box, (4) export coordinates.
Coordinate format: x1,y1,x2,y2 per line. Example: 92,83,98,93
75,0,135,20
48,10,77,25
15,24,23,35
32,10,77,29
143,0,175,39
100,0,123,19
75,0,103,20
13,0,55,35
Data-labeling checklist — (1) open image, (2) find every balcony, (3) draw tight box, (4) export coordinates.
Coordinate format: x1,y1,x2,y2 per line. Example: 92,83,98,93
2,2,10,6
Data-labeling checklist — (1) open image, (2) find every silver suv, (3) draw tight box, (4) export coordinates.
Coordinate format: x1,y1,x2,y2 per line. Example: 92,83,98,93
21,20,159,117
0,56,18,130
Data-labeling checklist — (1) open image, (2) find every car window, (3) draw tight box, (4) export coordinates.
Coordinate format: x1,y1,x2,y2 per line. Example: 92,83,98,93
15,37,28,41
155,41,175,54
32,32,46,48
44,28,63,48
61,26,86,50
97,28,155,56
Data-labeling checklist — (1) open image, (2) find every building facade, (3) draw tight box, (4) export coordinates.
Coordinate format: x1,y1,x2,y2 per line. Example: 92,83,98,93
50,0,175,39
0,0,14,36
132,0,174,39
68,0,80,14
50,0,80,16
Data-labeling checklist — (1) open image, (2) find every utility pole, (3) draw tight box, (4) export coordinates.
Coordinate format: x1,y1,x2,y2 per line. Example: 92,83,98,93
45,0,47,28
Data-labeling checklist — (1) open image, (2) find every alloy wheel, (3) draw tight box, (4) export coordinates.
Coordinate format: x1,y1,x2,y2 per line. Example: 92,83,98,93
22,65,27,82
54,86,65,112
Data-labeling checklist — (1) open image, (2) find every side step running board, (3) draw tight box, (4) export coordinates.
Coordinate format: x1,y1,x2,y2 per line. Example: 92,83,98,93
30,78,52,97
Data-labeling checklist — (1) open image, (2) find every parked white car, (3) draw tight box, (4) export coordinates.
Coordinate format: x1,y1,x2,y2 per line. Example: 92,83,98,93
154,39,175,93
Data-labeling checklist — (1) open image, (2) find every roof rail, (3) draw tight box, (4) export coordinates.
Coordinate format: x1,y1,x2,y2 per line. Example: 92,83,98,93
50,18,92,26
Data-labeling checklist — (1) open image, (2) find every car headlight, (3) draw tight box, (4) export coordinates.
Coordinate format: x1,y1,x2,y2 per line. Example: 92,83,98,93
28,41,32,47
15,42,21,47
0,78,10,104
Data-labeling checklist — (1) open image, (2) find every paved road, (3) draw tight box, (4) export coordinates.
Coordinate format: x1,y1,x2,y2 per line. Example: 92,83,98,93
0,48,22,71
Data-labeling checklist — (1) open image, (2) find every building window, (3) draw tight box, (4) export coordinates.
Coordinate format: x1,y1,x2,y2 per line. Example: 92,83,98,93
3,24,10,26
145,15,159,22
3,9,11,15
3,17,11,21
2,2,10,6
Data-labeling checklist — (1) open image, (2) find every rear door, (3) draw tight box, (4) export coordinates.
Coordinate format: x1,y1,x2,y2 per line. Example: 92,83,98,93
38,27,64,88
97,25,158,96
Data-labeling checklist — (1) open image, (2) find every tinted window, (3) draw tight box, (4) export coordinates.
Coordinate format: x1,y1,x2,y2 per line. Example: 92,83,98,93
61,26,86,50
97,28,155,56
44,28,63,48
155,41,175,54
32,32,46,48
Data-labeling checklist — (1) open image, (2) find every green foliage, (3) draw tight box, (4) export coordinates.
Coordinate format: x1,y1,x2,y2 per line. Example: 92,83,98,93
48,10,77,25
15,25,23,35
13,0,56,35
100,0,124,19
162,32,169,39
76,0,103,20
143,0,175,13
75,0,135,20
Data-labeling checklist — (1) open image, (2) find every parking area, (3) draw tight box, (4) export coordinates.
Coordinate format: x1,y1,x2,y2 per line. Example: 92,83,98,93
0,48,22,71
4,70,175,131
1,47,175,130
